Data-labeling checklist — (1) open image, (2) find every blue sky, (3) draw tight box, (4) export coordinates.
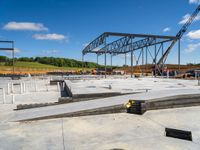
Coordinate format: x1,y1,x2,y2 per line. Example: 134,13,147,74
0,0,200,66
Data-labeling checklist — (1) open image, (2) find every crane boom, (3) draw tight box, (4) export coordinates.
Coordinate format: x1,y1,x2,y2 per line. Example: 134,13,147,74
157,4,200,66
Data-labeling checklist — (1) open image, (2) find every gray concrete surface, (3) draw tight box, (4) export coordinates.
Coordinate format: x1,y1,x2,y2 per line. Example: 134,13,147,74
1,109,200,150
0,77,60,105
65,77,200,95
13,88,200,121
1,76,200,149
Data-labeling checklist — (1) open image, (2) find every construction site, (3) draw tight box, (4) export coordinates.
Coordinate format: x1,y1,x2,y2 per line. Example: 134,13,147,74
0,1,200,150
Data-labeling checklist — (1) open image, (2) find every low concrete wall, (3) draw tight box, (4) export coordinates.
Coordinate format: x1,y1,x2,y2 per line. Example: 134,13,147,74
50,80,64,85
15,93,200,121
127,94,200,115
64,80,131,100
72,92,122,99
145,94,200,111
64,80,73,97
18,104,126,122
16,102,57,110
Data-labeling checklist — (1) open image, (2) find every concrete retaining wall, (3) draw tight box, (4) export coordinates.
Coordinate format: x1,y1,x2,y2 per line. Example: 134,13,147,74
145,94,200,111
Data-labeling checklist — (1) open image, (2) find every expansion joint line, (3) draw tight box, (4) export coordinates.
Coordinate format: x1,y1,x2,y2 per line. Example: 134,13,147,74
61,118,66,150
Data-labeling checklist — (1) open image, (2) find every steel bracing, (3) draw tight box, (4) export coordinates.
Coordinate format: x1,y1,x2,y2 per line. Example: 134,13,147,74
82,32,176,55
82,32,176,78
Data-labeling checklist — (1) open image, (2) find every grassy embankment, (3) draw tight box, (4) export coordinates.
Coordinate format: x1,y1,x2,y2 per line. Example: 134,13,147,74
0,61,93,74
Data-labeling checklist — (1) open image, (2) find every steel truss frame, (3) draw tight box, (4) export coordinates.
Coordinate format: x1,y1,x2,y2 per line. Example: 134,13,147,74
82,32,178,78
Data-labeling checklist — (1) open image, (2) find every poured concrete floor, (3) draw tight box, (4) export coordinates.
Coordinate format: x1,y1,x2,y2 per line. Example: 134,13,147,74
12,88,200,121
1,107,200,150
0,76,200,149
66,77,200,95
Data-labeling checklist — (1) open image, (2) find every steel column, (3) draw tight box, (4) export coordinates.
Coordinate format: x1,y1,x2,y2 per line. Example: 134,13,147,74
162,43,164,75
142,48,144,75
82,54,84,72
97,54,99,65
146,47,148,74
110,54,113,71
154,40,157,77
104,40,107,78
131,51,133,78
178,39,181,71
125,53,127,66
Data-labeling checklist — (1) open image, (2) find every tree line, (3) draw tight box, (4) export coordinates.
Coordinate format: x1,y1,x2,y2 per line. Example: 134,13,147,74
0,56,107,68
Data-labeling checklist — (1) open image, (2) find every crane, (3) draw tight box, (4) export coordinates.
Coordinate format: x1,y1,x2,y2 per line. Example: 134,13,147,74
156,4,200,74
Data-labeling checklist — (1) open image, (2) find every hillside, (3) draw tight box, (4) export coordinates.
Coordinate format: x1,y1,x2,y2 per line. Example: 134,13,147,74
0,61,93,74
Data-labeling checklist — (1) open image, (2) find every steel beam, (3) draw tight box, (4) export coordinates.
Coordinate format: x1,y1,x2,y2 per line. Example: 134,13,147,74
83,33,107,55
0,48,14,51
97,37,173,54
104,32,176,39
82,32,176,55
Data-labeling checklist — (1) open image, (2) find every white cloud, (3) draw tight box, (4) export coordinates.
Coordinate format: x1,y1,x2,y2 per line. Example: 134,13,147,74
33,33,67,41
185,43,200,53
14,48,21,54
189,0,199,4
43,50,59,55
179,14,200,24
187,30,200,39
163,27,171,32
3,22,48,31
5,48,21,56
